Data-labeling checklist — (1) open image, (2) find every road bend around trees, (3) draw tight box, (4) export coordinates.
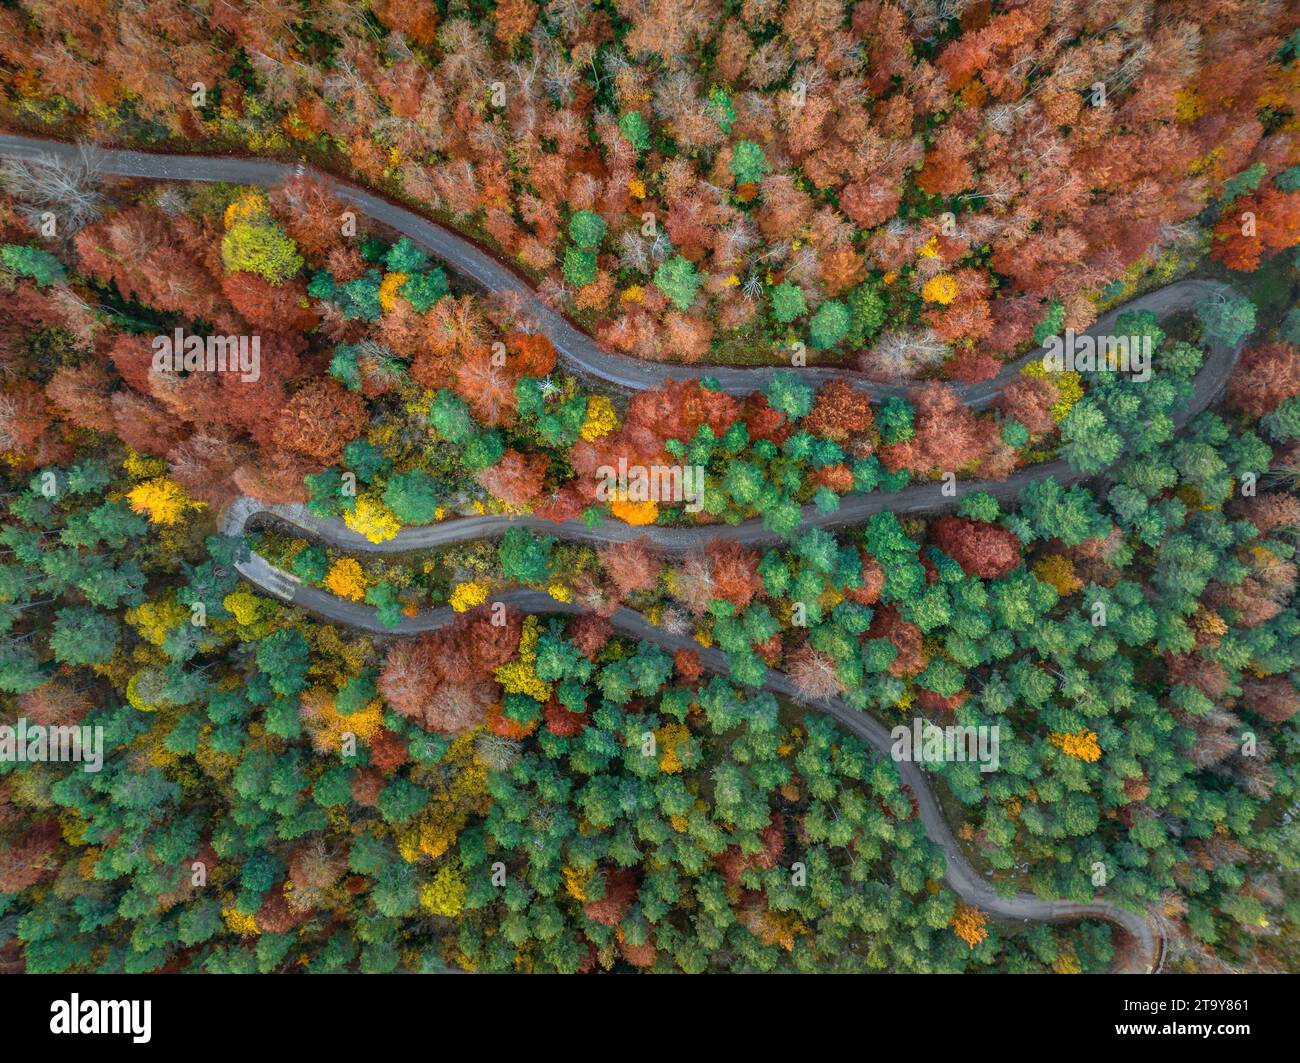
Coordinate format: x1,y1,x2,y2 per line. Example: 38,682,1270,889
0,132,1238,399
0,134,1247,973
220,276,1242,976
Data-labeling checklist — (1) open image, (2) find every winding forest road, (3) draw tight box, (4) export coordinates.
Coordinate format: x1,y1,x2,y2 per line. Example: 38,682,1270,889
1,134,1243,973
217,277,1243,975
223,275,1238,556
233,570,1168,971
0,132,1235,401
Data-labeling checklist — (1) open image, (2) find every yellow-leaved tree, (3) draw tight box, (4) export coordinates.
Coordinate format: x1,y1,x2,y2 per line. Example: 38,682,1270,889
344,496,401,544
421,863,467,917
325,557,369,601
127,477,202,525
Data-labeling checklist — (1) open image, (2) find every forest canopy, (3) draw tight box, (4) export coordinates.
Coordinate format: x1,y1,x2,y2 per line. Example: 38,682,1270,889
1,0,1300,980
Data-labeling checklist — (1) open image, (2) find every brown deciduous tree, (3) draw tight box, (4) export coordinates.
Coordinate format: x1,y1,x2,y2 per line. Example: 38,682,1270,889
843,551,885,605
865,605,926,678
1241,677,1300,723
543,695,588,737
0,820,60,893
271,380,367,463
476,448,548,507
378,639,439,722
1166,653,1232,698
599,536,664,598
75,206,232,326
17,682,90,726
583,868,639,926
707,539,763,609
804,379,873,442
0,381,51,453
453,345,517,426
568,613,613,658
269,175,349,259
111,391,187,456
717,811,784,884
1226,342,1300,418
929,514,1023,580
44,362,114,432
168,432,254,509
880,383,997,473
221,272,320,332
232,451,312,505
996,376,1059,436
1212,188,1300,272
1238,493,1300,535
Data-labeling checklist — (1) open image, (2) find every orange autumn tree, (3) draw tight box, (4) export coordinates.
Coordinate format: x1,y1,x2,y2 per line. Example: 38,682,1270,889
452,345,519,427
803,379,874,443
951,901,988,949
476,448,548,507
708,540,763,610
271,380,368,464
879,383,998,474
1226,342,1300,418
1212,187,1300,272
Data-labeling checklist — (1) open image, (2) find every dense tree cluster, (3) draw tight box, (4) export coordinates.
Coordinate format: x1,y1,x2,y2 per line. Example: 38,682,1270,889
2,0,1300,979
2,1,1298,378
1,448,1117,973
2,189,1069,538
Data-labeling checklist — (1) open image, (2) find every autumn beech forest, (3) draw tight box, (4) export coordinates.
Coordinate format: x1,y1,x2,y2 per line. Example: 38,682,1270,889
0,0,1299,994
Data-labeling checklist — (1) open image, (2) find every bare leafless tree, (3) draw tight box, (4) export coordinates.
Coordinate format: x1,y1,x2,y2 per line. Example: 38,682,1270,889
1,143,105,236
475,732,522,772
862,328,951,381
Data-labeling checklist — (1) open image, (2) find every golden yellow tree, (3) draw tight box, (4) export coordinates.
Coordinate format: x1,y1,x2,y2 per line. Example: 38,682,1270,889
127,476,202,525
325,557,369,601
951,901,988,948
1049,729,1102,762
344,496,401,543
